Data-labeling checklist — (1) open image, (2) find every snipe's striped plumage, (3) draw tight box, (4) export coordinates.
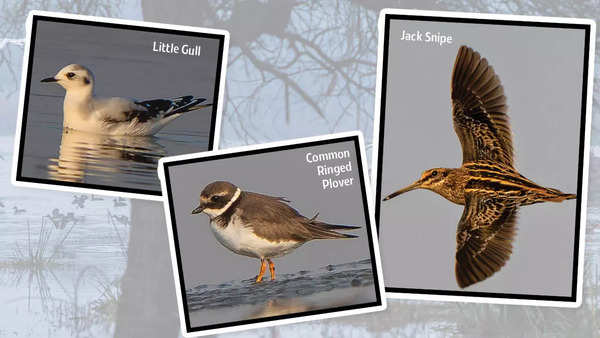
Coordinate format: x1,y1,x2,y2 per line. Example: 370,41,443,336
383,45,576,288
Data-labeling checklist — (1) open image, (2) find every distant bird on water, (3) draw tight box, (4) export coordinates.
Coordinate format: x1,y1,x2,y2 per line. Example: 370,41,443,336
383,45,576,288
41,64,212,136
13,206,26,215
192,181,359,283
113,197,127,208
72,194,87,209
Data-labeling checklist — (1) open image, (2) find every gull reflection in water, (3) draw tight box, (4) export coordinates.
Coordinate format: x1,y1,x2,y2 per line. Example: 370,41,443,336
48,129,166,183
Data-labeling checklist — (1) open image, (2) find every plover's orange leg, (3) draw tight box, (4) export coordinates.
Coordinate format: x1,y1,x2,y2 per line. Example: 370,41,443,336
255,259,267,283
268,259,275,280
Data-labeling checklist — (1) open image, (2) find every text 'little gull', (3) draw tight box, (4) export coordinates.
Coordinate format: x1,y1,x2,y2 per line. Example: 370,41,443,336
41,64,212,136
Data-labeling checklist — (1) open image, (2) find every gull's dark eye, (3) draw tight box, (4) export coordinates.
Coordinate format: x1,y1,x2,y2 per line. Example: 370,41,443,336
431,170,438,177
66,72,75,79
211,195,221,202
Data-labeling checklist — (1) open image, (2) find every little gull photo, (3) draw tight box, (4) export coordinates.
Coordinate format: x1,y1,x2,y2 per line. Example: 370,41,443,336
41,64,212,136
14,12,227,199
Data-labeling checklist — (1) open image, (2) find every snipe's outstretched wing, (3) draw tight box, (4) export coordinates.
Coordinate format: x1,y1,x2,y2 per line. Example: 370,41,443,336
455,193,518,288
452,45,513,167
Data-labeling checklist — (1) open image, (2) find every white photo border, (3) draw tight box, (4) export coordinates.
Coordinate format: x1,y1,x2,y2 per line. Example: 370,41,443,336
370,8,595,307
11,10,230,201
158,131,387,337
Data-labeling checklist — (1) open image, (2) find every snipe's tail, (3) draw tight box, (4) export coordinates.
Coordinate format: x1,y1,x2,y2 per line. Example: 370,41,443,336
544,188,576,202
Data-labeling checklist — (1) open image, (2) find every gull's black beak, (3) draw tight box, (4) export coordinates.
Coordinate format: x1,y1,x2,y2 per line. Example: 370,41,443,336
41,77,58,83
191,204,205,214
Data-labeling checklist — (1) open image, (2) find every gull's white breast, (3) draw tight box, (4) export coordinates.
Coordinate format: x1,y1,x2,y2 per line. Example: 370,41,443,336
210,215,303,259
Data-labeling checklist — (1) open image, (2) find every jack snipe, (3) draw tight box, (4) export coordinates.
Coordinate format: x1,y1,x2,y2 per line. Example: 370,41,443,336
383,45,576,288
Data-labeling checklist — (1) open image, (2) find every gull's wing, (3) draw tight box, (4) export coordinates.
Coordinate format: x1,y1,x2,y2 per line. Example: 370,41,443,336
451,45,513,167
235,192,358,242
93,96,209,123
135,96,209,119
91,97,150,122
455,192,518,288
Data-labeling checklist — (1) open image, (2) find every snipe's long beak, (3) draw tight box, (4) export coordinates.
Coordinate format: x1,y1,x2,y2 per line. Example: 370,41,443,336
383,181,421,201
191,204,205,214
41,77,58,83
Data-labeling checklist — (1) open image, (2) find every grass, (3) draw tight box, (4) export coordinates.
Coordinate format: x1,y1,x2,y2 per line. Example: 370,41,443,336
5,218,76,269
0,217,78,314
106,210,128,258
49,266,122,335
90,275,121,329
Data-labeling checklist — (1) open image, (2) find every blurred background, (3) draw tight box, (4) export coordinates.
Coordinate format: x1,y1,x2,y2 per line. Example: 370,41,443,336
0,0,598,337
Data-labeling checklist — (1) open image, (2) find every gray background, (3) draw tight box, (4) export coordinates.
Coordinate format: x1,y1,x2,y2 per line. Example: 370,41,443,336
19,19,222,191
379,19,584,295
166,140,375,287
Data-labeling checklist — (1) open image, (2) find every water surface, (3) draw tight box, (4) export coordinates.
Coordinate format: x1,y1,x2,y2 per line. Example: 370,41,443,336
20,94,211,193
186,259,376,327
0,189,129,338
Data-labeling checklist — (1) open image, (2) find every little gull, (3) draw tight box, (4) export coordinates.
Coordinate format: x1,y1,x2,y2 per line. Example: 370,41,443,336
41,64,212,136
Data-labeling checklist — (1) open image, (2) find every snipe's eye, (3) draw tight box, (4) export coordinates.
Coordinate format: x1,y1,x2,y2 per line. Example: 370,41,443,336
211,195,221,202
66,72,75,79
431,170,438,177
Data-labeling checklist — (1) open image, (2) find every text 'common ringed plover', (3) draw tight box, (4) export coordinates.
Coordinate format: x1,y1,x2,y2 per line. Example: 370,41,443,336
192,181,360,283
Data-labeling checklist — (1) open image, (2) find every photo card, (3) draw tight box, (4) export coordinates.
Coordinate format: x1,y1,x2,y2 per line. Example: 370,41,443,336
372,9,595,306
158,131,386,337
12,10,229,200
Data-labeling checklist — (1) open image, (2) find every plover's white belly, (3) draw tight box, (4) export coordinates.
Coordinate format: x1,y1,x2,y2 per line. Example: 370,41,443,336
210,216,302,259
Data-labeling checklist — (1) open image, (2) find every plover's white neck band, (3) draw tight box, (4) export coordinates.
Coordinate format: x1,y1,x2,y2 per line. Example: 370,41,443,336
205,188,242,218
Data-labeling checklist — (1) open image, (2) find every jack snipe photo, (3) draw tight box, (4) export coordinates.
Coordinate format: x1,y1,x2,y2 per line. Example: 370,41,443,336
383,45,576,288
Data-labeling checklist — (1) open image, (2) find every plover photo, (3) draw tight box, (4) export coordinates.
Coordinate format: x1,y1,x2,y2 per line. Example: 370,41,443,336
192,181,360,283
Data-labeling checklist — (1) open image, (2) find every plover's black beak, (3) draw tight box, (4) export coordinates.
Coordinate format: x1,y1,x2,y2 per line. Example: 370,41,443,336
191,204,205,214
41,77,58,83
